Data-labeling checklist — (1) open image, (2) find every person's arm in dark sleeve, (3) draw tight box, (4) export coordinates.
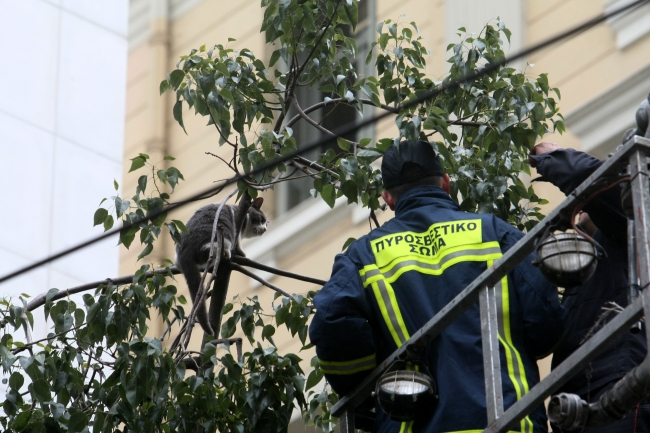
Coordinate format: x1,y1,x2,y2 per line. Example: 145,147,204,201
497,221,565,358
309,254,377,396
529,147,627,241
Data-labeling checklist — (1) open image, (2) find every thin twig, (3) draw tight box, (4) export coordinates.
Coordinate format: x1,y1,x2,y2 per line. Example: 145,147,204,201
206,151,235,169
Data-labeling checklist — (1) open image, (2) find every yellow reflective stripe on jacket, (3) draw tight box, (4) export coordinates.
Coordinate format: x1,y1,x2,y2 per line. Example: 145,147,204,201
318,354,376,375
370,219,483,268
441,430,522,433
370,279,410,347
360,242,502,287
491,259,534,433
399,420,414,433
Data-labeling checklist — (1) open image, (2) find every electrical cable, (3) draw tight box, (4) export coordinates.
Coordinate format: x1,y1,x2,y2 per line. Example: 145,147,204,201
1,0,647,285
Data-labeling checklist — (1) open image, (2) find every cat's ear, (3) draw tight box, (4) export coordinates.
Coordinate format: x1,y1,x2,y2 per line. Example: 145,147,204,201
252,197,264,209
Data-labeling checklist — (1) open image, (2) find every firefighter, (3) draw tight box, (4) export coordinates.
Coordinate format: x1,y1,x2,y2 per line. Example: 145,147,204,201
529,142,650,432
310,140,565,433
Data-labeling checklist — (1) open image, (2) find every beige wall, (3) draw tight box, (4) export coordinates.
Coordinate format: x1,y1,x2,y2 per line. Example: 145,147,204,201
122,0,650,428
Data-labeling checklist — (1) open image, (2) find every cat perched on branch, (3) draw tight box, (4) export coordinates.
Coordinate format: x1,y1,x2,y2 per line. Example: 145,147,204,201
175,193,268,335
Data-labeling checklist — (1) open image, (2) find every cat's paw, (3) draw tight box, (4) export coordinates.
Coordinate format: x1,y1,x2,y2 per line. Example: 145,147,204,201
223,249,232,260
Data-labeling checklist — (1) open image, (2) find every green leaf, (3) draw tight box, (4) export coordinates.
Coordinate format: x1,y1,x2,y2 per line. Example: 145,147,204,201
9,372,23,390
262,325,275,340
269,49,281,67
169,69,185,90
159,79,170,95
163,155,176,161
359,138,371,147
120,226,139,249
137,175,147,194
198,73,215,97
337,138,350,151
220,88,235,105
342,237,356,251
32,378,51,402
341,180,358,203
103,215,114,232
173,100,187,134
376,138,393,153
306,368,323,391
172,219,189,233
129,155,147,173
68,412,88,433
137,243,154,260
166,167,184,192
45,288,59,302
321,184,336,208
14,411,31,429
357,149,383,163
93,208,108,226
113,179,119,190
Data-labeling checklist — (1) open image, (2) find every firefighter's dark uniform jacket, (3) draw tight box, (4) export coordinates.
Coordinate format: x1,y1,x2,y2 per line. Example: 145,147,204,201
531,149,648,399
310,185,565,433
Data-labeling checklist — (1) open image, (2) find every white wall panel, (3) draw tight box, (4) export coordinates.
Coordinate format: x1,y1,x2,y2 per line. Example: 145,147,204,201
57,12,127,161
62,0,129,36
0,0,127,323
0,0,60,132
0,113,55,259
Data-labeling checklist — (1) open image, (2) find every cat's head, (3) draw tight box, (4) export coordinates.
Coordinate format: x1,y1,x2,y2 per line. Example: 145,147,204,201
243,197,268,238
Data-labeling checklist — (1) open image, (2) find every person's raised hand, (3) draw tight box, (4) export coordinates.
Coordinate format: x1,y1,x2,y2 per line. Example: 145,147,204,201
528,142,560,167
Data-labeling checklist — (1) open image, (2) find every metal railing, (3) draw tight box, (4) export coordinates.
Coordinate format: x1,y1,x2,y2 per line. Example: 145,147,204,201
332,135,650,432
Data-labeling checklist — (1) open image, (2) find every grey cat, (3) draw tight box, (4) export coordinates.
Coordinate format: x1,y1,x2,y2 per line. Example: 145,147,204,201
175,197,267,335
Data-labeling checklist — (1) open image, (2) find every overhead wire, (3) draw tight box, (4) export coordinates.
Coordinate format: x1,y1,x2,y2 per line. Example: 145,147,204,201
0,0,647,285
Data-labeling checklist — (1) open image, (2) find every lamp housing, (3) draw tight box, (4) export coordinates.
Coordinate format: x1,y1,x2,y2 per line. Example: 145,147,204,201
375,368,436,422
535,232,600,287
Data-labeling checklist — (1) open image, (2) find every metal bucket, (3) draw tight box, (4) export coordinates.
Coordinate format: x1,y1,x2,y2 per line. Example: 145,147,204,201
535,232,599,287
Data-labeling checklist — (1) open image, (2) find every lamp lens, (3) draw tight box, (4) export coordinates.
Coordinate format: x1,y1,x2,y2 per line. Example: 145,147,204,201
379,380,428,395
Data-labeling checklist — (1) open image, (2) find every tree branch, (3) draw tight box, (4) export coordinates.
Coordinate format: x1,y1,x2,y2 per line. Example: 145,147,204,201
291,96,359,149
206,151,235,170
230,256,327,286
230,263,293,299
293,155,340,180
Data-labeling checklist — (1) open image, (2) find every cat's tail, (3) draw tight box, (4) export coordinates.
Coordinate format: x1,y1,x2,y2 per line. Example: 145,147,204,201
176,253,214,336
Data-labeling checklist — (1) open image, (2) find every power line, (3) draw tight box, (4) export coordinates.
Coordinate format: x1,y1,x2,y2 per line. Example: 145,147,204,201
1,0,647,286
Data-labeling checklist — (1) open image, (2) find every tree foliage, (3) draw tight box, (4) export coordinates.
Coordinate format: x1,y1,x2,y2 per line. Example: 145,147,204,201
0,1,563,432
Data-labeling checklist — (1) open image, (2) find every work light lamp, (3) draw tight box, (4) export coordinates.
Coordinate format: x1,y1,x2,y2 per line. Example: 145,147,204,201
375,362,437,422
535,231,602,287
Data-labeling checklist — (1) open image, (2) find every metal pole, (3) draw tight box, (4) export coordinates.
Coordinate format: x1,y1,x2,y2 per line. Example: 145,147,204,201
339,409,355,433
480,285,504,422
627,219,642,332
483,297,644,432
628,147,650,346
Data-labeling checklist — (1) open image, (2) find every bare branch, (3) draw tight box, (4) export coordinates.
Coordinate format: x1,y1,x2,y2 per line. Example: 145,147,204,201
230,263,294,299
206,151,235,169
24,270,178,313
293,155,340,180
284,97,397,130
230,256,327,286
291,96,359,149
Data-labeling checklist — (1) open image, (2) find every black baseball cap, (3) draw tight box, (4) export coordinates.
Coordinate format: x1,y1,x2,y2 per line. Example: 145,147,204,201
381,140,444,190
